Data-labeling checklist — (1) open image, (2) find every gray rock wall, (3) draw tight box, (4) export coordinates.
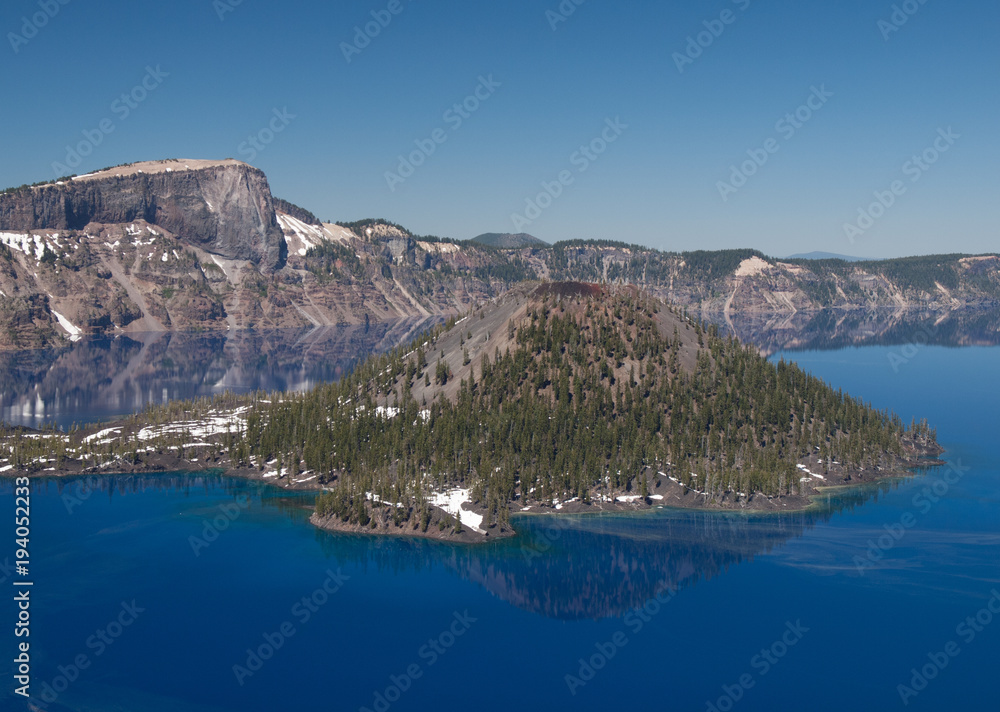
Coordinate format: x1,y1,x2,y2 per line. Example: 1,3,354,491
0,163,287,272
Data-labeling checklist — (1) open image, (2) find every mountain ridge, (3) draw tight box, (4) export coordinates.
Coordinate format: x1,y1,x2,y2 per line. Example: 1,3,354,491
1,159,998,351
472,232,549,249
786,251,871,262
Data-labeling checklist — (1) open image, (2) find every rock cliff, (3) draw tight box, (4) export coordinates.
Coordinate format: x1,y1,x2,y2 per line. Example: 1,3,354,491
0,159,286,271
0,159,997,351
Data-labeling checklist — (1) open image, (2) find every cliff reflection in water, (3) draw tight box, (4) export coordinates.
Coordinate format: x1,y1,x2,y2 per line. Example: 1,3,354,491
5,309,997,429
0,318,440,428
713,307,1000,357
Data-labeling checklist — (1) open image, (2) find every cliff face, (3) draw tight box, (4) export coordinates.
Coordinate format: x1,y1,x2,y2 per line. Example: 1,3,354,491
0,160,286,271
517,245,1000,313
0,159,997,352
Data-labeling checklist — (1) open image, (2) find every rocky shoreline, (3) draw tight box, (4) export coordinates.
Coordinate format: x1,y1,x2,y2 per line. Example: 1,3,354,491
2,429,944,544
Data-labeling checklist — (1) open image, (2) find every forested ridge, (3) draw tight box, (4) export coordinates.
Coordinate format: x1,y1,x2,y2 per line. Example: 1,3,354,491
215,283,936,534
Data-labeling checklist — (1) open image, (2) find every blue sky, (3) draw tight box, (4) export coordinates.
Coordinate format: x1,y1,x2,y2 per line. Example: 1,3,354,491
1,0,996,258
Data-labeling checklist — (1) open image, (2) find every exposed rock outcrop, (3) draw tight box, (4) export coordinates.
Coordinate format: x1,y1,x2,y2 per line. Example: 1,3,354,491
0,160,286,271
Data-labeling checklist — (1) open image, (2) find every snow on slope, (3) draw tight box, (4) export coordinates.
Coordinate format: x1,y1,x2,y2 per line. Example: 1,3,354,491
429,488,484,533
50,309,82,340
1,232,54,261
137,408,250,441
277,213,329,257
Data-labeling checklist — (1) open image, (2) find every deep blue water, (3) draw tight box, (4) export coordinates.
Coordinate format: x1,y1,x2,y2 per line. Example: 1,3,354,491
2,344,999,711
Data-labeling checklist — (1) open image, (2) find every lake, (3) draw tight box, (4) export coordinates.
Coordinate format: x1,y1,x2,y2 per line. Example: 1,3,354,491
2,315,999,711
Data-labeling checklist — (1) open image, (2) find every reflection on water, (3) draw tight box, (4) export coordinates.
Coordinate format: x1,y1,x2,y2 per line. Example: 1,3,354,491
323,481,904,620
37,472,901,622
0,319,440,429
6,311,991,624
31,471,307,513
4,309,996,429
711,307,1000,356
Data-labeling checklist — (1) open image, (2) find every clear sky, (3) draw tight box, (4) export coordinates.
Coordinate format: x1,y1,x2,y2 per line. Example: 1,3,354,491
1,0,996,258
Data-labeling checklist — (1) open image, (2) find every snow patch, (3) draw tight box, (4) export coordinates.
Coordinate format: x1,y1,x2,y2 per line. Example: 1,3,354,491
797,463,825,481
615,495,644,503
137,408,249,442
429,488,484,533
366,492,404,508
51,309,82,339
278,213,329,257
83,427,121,444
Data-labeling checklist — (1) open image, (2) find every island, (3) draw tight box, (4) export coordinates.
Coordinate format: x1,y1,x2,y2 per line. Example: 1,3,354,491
0,282,943,542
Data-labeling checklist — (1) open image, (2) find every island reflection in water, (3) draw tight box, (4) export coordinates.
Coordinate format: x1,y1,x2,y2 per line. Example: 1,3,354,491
34,471,910,621
336,481,907,620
